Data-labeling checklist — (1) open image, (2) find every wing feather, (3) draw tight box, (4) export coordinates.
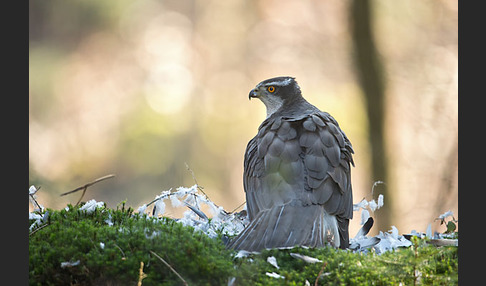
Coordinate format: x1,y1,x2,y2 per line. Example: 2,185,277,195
240,111,354,250
301,113,354,220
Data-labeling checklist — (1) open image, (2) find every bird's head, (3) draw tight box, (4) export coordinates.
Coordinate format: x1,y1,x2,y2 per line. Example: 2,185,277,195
249,76,302,117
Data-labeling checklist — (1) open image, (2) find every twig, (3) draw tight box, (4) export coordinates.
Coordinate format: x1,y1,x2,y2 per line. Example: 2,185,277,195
185,162,208,198
230,201,246,214
114,243,126,260
29,223,49,236
137,261,147,286
150,250,188,286
315,262,328,286
60,174,115,206
185,162,199,186
29,186,43,211
60,174,115,196
29,195,42,210
146,188,172,207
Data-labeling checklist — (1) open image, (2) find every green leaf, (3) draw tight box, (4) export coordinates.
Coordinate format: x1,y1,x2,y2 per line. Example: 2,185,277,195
446,221,457,233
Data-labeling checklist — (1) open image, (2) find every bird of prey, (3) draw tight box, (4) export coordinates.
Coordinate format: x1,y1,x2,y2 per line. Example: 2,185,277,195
227,76,354,252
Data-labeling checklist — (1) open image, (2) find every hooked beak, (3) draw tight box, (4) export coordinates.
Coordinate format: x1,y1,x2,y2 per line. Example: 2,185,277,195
249,88,258,100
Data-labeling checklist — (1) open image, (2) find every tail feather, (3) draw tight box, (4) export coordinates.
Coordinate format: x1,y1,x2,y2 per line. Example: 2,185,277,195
336,216,350,249
227,204,342,252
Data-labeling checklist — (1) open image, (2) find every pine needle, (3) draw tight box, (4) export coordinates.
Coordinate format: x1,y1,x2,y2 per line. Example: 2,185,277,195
149,250,188,286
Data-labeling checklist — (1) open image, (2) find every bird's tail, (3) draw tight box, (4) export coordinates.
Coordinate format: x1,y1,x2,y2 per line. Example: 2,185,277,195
227,204,342,252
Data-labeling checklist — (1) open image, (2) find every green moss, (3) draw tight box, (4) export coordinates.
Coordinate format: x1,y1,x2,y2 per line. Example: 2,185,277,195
29,204,458,285
29,204,235,285
235,245,457,285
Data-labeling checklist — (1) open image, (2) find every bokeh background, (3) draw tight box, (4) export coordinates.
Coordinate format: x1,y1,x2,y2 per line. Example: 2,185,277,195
29,0,457,236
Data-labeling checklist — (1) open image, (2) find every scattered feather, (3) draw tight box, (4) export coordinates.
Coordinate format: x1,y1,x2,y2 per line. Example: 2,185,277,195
79,199,104,213
389,226,399,239
426,223,432,239
428,239,458,247
368,200,378,212
29,212,42,221
353,199,368,211
138,184,248,238
349,236,380,251
354,217,374,239
29,185,38,195
29,213,44,231
207,201,223,217
235,250,254,258
104,214,113,226
361,209,370,225
43,184,454,259
290,253,322,264
372,227,412,254
266,272,284,279
153,200,166,217
137,204,148,214
267,256,279,269
60,260,80,268
170,195,183,207
185,203,208,221
377,194,384,208
29,185,44,211
438,211,454,220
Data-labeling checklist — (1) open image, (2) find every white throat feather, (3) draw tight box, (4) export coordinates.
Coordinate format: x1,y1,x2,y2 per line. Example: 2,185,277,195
259,96,284,118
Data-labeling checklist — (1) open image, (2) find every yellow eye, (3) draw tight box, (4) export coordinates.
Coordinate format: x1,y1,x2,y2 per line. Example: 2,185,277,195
267,86,276,93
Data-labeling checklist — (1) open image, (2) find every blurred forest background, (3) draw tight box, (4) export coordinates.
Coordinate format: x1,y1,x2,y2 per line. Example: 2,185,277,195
29,0,457,236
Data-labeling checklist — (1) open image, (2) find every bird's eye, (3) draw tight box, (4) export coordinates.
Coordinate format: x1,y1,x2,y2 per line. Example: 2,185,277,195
267,86,276,93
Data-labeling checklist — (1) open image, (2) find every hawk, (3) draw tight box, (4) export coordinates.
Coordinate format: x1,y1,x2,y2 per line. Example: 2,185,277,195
228,76,354,251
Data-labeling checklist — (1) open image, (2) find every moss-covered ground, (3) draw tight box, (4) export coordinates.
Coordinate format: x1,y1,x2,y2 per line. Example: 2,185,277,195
29,203,458,285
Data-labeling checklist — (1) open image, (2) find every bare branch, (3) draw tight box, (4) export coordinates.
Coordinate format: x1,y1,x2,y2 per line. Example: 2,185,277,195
29,223,49,236
60,174,116,196
59,174,115,205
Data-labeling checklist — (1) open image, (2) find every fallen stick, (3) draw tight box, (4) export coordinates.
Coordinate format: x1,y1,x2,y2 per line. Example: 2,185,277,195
60,174,115,205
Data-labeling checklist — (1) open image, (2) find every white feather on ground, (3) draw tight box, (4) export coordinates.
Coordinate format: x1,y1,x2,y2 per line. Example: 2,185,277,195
29,185,457,255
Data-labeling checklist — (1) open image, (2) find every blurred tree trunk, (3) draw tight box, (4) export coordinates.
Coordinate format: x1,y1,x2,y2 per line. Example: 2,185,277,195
350,0,391,231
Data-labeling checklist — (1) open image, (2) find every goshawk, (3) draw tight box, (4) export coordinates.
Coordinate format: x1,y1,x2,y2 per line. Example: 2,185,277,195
228,76,354,251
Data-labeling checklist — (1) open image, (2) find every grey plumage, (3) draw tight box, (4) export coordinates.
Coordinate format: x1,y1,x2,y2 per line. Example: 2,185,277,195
228,76,354,252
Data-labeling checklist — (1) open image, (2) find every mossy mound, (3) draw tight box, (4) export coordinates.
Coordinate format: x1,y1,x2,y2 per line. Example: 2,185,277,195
29,203,234,285
236,242,457,285
29,203,458,285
